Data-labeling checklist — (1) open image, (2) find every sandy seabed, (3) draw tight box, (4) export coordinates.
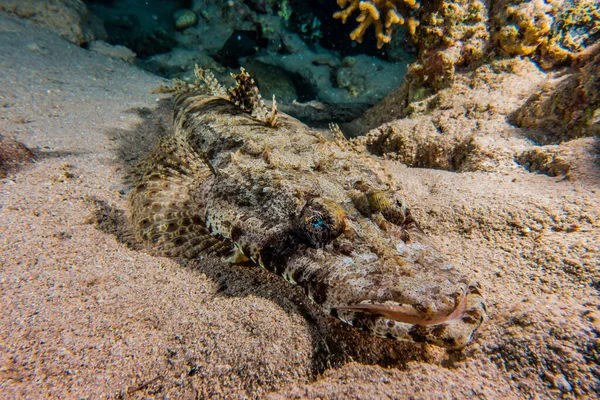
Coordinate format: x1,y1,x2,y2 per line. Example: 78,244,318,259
1,14,598,399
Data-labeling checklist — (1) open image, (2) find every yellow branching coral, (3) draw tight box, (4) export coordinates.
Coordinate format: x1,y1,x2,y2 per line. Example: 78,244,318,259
333,0,421,48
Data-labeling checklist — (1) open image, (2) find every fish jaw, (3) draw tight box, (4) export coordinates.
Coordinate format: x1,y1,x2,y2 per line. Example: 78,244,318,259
280,240,487,349
206,198,487,349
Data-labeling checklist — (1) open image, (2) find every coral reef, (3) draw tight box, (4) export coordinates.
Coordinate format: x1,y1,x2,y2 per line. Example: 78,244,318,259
514,42,600,143
409,0,489,94
347,1,598,137
492,0,600,68
331,0,596,105
551,0,600,52
351,58,551,173
541,0,600,67
5,0,597,123
333,0,421,48
493,0,557,57
331,0,490,95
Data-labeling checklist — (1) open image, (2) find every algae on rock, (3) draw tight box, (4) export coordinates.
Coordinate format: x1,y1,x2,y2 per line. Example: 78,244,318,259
492,0,600,68
0,0,107,45
409,0,490,94
515,42,600,143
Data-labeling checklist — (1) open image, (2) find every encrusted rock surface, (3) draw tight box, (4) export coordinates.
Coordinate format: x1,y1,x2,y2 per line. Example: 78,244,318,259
515,43,600,143
0,0,107,45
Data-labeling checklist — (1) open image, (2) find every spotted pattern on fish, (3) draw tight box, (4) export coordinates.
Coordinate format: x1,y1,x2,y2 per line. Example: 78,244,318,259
129,68,486,349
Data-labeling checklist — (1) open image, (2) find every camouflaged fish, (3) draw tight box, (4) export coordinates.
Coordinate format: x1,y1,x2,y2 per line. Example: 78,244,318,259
130,67,486,349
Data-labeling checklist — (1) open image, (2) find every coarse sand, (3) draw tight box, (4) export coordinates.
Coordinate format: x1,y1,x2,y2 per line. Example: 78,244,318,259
1,14,598,399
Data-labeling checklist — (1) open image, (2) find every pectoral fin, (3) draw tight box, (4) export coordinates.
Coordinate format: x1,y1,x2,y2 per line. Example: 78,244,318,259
224,246,250,264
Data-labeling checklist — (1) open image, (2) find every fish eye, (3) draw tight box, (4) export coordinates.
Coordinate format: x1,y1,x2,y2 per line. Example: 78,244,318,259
298,198,346,248
309,216,326,229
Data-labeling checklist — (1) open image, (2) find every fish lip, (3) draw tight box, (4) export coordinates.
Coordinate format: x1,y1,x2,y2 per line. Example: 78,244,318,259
333,285,487,348
334,290,471,326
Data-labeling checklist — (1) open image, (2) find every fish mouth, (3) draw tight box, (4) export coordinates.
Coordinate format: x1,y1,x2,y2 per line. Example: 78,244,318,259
333,285,486,348
335,290,468,326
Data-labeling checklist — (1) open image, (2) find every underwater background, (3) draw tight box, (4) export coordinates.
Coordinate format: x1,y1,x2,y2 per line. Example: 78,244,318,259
84,0,417,126
0,0,599,398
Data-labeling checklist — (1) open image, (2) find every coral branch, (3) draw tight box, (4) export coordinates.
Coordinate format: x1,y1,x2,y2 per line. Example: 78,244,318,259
333,0,420,48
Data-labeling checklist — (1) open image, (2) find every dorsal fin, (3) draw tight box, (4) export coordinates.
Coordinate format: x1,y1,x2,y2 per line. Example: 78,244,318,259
227,67,278,128
155,65,278,127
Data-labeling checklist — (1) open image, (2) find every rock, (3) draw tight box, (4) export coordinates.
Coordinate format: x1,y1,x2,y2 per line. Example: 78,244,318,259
138,48,225,80
492,0,600,69
0,135,35,178
243,60,298,103
0,0,107,45
336,55,407,103
88,40,136,63
413,0,489,92
515,147,572,177
173,9,197,31
515,43,600,143
554,374,573,393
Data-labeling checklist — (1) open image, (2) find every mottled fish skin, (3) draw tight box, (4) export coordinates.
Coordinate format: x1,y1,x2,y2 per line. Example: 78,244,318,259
130,71,486,349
